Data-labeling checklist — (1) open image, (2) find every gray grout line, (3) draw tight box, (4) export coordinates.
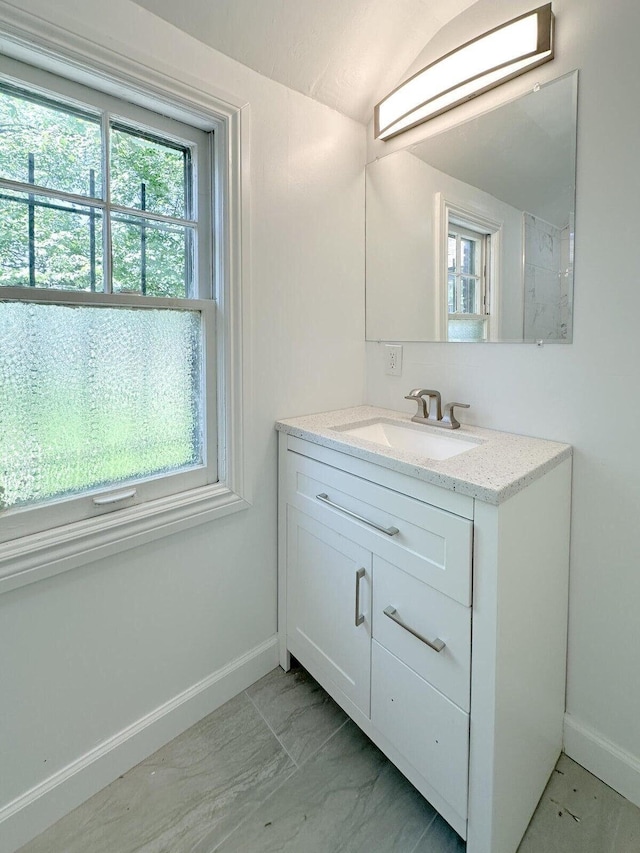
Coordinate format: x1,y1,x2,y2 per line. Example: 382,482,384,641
240,675,437,851
407,811,439,853
208,714,351,853
244,687,300,768
296,717,350,771
194,690,301,853
243,678,351,774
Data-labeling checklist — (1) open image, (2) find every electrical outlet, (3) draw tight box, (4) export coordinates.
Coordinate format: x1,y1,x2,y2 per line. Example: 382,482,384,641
385,344,403,376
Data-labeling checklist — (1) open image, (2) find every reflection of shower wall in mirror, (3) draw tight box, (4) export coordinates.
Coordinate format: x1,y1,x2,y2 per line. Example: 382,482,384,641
560,215,574,340
523,212,569,341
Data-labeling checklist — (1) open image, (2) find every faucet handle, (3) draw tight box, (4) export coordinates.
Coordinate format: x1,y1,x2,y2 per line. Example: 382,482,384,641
441,402,470,430
405,389,442,421
404,390,428,419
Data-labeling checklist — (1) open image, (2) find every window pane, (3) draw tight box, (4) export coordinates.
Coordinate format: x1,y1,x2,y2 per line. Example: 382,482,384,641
448,235,456,273
0,302,203,510
0,85,102,198
110,127,189,218
460,276,478,314
0,189,103,291
448,274,456,314
111,214,192,297
448,318,486,342
461,237,477,275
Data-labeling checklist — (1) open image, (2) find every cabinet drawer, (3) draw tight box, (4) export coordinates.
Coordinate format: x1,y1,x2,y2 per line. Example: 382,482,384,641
287,451,473,606
371,641,469,822
373,556,471,711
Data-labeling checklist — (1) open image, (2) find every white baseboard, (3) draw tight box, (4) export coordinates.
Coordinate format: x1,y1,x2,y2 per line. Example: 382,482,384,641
564,713,640,809
0,636,279,853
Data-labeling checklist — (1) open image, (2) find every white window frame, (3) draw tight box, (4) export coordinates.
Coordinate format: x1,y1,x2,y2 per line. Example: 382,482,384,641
447,222,488,339
0,18,251,594
0,64,220,537
435,193,502,342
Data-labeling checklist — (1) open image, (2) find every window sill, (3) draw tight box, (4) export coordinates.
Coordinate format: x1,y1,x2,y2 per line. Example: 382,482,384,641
0,483,250,595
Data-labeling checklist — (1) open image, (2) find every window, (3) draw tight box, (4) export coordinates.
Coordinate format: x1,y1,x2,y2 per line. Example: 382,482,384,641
0,61,224,544
447,222,489,342
436,194,501,343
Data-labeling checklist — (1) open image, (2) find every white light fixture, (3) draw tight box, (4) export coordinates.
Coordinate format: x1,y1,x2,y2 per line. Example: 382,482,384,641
375,3,554,140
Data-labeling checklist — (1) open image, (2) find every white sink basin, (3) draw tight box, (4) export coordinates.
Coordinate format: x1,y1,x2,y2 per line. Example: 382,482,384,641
337,419,480,460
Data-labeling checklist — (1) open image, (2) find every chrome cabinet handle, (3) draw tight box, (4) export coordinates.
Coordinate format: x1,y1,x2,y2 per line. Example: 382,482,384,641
316,493,399,537
355,568,365,627
383,606,445,653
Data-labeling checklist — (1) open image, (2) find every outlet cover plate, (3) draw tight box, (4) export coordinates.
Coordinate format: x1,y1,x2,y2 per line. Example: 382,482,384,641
385,344,403,376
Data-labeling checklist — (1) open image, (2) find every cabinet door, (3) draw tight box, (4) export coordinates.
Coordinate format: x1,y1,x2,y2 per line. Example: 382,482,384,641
286,506,372,716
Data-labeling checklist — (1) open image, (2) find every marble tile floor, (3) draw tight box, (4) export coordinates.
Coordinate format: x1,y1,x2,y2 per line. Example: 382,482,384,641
19,663,640,853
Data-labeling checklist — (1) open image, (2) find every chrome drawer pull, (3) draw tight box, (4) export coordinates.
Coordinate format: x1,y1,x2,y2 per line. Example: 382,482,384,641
316,493,399,537
383,606,446,653
355,567,365,627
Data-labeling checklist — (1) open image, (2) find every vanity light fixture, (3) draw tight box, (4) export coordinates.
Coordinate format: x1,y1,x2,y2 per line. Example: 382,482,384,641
375,3,554,140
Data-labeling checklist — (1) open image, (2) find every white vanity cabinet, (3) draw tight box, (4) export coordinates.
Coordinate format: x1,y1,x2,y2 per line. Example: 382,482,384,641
277,420,571,853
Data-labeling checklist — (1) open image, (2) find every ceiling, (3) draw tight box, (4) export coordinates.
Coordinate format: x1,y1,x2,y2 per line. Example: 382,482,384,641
131,0,478,124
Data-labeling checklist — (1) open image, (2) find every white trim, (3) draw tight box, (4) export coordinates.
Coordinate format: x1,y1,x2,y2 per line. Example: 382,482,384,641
435,192,503,341
0,482,249,594
0,2,247,122
0,636,279,853
563,713,640,809
0,7,252,588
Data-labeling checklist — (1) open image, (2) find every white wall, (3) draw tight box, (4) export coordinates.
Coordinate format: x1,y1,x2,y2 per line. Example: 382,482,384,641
0,1,365,848
366,151,440,341
366,0,640,808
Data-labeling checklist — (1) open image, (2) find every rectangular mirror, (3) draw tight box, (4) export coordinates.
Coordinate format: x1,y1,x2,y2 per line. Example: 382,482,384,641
365,71,578,343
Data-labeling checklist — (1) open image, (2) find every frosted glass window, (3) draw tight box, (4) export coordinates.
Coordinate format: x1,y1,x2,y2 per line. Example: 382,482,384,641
448,318,486,342
0,302,203,509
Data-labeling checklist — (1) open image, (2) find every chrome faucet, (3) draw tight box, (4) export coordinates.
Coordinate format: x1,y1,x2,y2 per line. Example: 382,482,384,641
404,389,442,423
404,389,469,430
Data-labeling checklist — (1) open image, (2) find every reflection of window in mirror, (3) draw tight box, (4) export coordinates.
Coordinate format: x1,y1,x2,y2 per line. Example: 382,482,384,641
436,194,502,342
447,222,489,341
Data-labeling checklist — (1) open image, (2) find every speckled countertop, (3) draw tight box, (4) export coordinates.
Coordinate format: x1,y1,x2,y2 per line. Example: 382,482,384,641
276,406,572,505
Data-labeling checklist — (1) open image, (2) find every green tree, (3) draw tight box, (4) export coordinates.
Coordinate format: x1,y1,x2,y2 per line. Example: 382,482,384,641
0,86,190,297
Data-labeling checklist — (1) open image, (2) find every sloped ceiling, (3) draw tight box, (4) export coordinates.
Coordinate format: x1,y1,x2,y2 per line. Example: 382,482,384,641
131,0,478,123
